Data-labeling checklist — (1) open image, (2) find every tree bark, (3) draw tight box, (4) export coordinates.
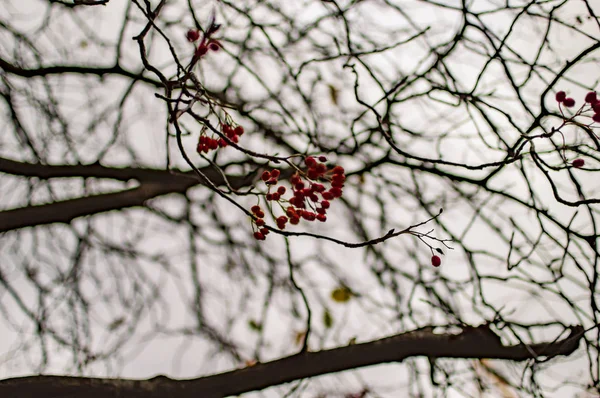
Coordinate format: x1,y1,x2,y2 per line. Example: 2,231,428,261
0,324,584,398
0,157,257,233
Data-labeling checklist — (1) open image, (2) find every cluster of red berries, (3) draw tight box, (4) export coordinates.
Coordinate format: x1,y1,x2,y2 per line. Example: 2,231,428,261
556,91,600,120
555,90,600,168
250,205,269,240
196,123,244,154
250,156,347,240
186,28,221,58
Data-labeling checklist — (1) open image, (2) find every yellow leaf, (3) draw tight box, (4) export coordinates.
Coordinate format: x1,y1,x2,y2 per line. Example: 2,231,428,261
323,309,333,328
328,84,339,106
293,330,306,346
331,286,353,303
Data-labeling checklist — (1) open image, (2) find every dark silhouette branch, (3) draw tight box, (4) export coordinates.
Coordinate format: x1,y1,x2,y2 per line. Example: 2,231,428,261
0,157,257,232
0,324,584,398
0,57,159,87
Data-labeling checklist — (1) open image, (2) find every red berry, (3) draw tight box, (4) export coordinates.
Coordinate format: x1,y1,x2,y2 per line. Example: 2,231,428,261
266,178,278,185
585,91,597,103
318,156,327,162
322,191,334,200
290,217,300,225
316,214,327,222
260,228,269,235
286,207,297,217
305,156,317,168
277,215,288,224
218,138,228,148
266,193,273,201
302,212,316,221
572,158,585,168
272,193,280,201
255,218,265,226
555,91,566,102
253,231,265,240
321,200,330,209
291,174,302,185
295,182,305,190
255,210,265,218
332,166,345,175
261,171,271,181
234,125,244,135
223,124,233,135
315,163,327,174
331,180,344,188
270,169,280,178
593,113,600,123
277,186,286,195
307,168,320,180
312,183,325,192
332,174,346,182
276,219,287,229
563,97,576,108
251,205,261,213
209,41,220,51
329,187,343,198
186,29,200,42
593,102,600,113
431,255,441,267
316,207,327,215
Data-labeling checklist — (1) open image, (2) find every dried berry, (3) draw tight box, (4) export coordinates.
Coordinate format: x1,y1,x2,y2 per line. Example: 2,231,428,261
563,97,576,108
186,29,200,42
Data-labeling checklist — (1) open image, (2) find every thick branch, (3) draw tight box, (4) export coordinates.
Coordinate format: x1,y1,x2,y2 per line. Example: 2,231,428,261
0,157,256,232
0,324,584,398
0,57,159,86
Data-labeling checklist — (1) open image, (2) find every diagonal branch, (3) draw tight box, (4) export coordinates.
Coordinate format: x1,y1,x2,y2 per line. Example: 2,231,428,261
0,157,257,233
0,324,584,398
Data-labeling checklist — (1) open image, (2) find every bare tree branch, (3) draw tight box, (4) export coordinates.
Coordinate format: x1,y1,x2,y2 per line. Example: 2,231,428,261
0,324,584,398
